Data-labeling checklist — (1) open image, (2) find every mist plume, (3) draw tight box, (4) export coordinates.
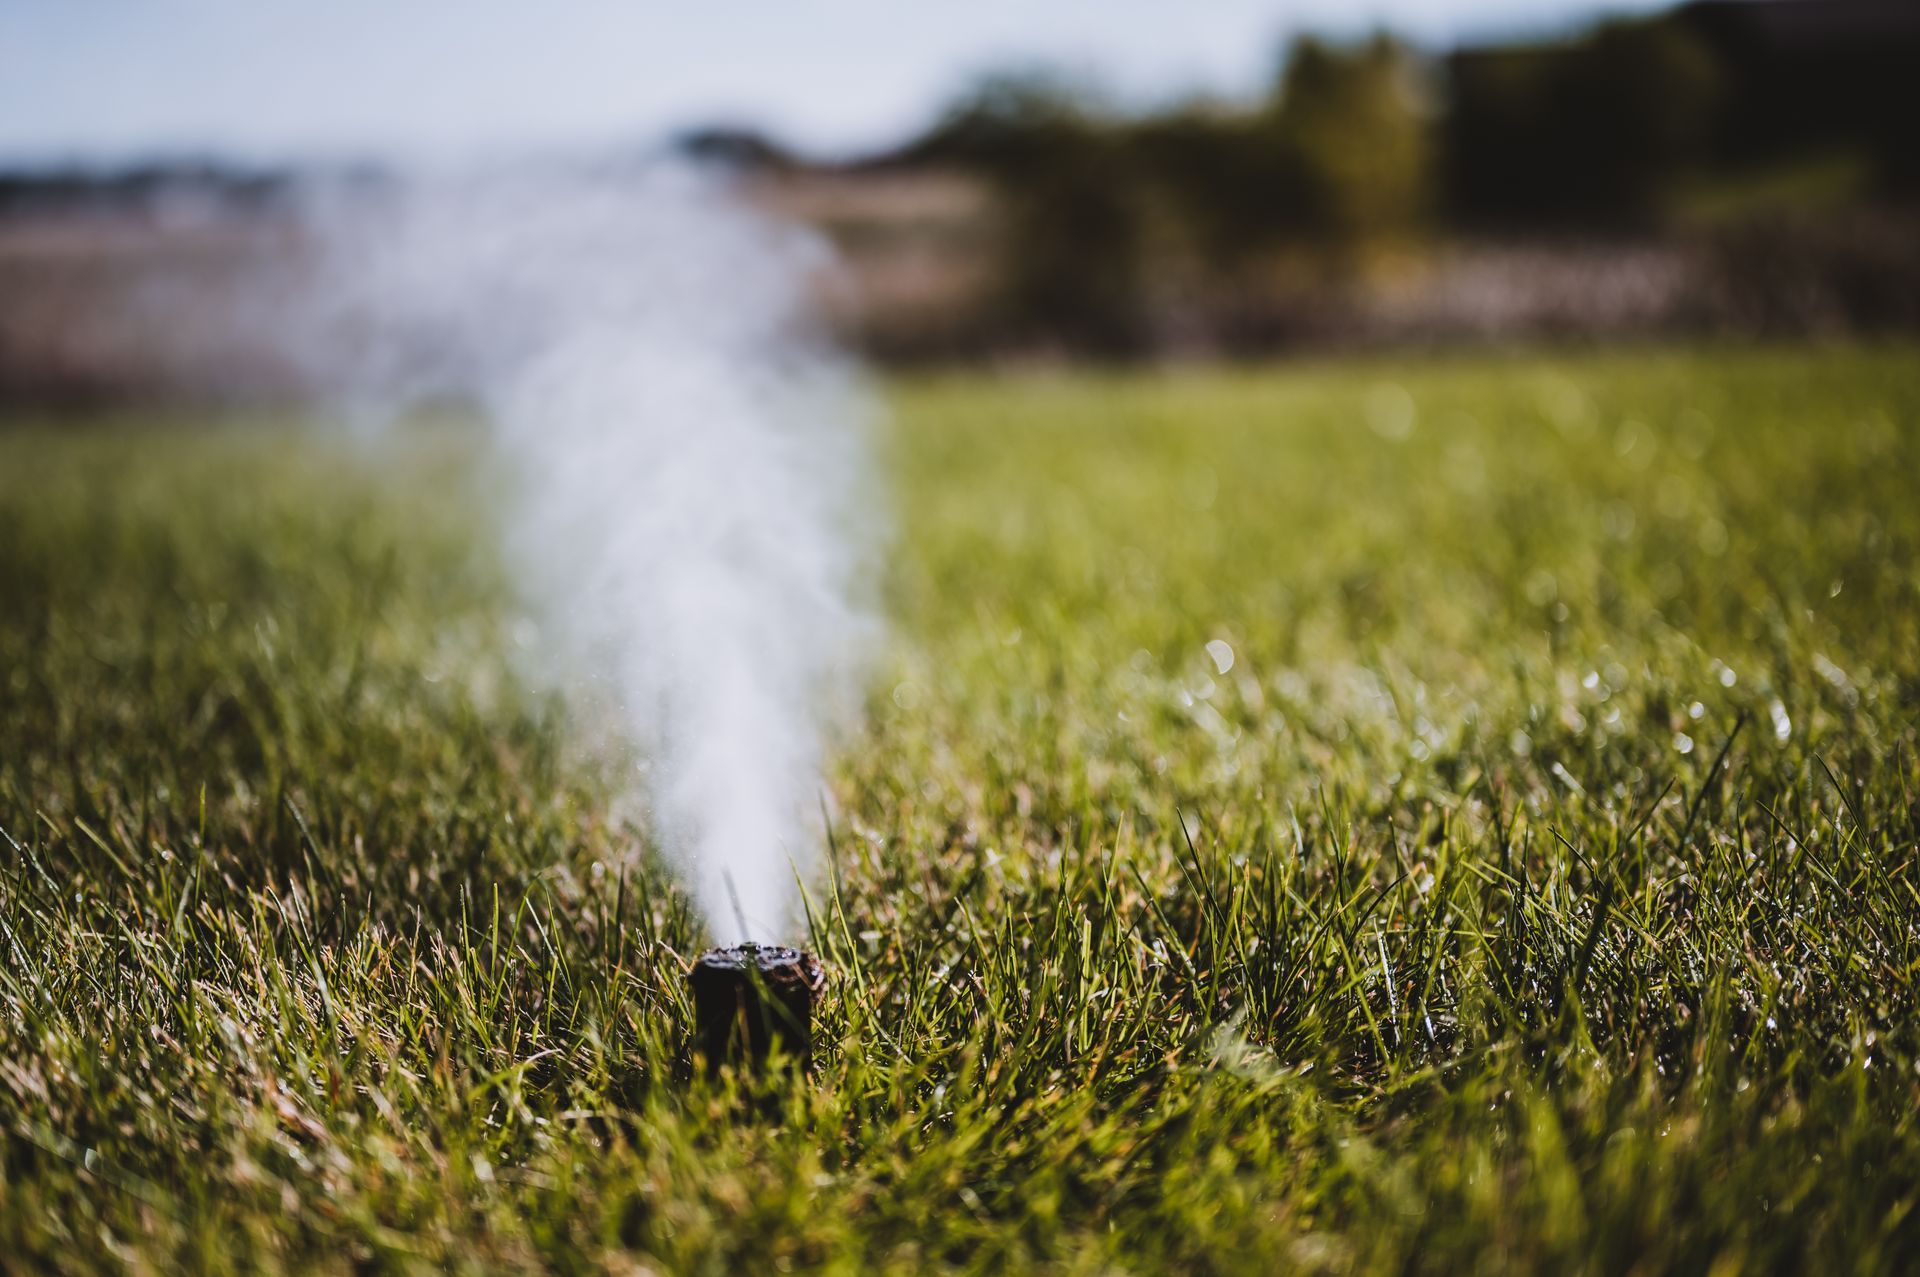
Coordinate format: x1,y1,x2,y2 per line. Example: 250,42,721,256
298,163,879,939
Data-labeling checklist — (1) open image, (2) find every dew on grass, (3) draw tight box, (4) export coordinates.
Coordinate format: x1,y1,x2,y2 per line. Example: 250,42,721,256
1366,383,1417,440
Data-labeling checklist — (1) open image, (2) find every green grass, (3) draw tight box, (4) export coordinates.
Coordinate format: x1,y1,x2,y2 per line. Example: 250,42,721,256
3,344,1918,1273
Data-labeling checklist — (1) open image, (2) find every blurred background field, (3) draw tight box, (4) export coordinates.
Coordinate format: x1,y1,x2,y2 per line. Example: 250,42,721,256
3,346,1918,1270
3,0,1918,403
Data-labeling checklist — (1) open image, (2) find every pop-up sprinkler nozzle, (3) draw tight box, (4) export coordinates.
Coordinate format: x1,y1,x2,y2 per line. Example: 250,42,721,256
687,943,827,1077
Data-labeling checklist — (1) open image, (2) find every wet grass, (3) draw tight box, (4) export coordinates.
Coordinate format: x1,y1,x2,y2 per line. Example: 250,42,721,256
2,344,1918,1273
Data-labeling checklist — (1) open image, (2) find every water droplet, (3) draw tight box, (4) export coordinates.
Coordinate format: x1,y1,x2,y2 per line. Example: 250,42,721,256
1365,383,1417,440
1550,762,1585,793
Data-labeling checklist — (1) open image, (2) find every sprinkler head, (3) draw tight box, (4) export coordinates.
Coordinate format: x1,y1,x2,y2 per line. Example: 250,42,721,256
687,943,827,1078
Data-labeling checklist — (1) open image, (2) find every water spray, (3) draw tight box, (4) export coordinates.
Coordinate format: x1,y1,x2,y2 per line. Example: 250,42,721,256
294,163,870,1070
298,162,876,943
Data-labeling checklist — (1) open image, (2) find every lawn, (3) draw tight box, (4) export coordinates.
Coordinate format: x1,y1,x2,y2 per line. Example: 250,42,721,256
2,344,1917,1273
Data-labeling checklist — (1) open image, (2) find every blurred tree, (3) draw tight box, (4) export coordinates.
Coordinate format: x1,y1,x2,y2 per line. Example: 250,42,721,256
1265,35,1434,243
1447,17,1725,229
1131,107,1294,273
1134,36,1432,272
1677,0,1920,199
910,73,1153,356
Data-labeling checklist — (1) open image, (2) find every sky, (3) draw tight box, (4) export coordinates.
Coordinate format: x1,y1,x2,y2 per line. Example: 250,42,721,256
0,0,1666,167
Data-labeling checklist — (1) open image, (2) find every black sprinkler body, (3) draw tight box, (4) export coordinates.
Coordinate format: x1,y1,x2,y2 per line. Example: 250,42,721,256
688,943,827,1077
